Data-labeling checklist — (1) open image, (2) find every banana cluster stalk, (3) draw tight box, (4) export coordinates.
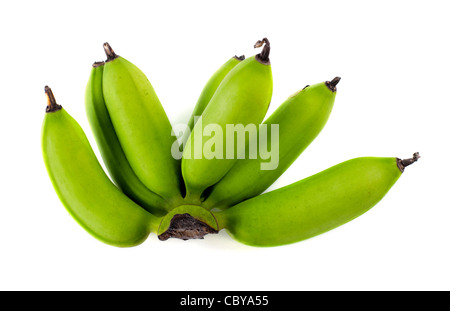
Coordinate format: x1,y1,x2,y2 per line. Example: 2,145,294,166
42,38,419,248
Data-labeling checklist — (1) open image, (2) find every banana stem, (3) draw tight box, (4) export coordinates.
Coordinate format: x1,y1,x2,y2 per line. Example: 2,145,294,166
213,211,227,231
183,191,203,206
148,215,164,234
44,86,62,113
254,37,270,65
325,77,341,92
103,42,119,62
397,152,420,172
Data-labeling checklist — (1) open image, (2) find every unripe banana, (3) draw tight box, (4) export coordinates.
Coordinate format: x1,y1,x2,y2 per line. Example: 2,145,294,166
182,38,273,200
203,78,340,209
180,55,245,148
85,62,168,216
42,87,161,247
102,43,183,202
213,153,419,247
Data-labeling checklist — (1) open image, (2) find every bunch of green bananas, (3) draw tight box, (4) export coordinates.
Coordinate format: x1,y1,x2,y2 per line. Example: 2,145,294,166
42,38,419,248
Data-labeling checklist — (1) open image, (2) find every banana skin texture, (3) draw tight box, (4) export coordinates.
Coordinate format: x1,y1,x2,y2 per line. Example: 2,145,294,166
213,154,419,247
182,39,273,199
181,55,245,148
203,78,340,210
42,87,161,247
102,43,182,201
85,62,168,216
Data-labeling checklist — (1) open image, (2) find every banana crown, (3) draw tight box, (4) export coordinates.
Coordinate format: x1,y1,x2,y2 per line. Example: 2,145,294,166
42,38,419,247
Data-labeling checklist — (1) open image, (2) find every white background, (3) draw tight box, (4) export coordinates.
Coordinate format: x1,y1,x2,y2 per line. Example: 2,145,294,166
0,0,449,291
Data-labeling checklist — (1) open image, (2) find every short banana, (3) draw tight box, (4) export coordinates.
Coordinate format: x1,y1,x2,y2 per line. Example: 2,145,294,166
42,86,161,247
203,78,340,209
182,38,273,200
213,153,419,247
85,62,168,216
102,43,183,202
180,55,245,149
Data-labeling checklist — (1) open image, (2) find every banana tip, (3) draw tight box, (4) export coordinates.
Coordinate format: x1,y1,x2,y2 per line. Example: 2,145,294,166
103,42,118,62
326,77,341,92
92,61,105,68
254,37,270,65
397,152,420,172
44,85,62,113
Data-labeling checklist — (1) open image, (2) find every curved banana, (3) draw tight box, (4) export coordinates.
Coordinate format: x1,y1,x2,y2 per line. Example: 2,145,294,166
180,55,245,149
213,153,420,247
85,62,168,216
42,86,161,247
102,43,183,202
182,38,273,200
203,78,340,209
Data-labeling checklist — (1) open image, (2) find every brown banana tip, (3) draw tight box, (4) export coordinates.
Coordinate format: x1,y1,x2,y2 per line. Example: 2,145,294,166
397,152,420,172
103,42,118,62
92,61,105,68
44,86,62,113
234,55,245,61
325,77,341,92
254,37,270,65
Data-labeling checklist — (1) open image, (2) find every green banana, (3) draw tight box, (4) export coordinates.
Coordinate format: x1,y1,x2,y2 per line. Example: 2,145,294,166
85,62,168,216
102,43,183,202
180,55,245,149
182,38,273,200
213,153,420,247
203,78,340,209
42,86,161,247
